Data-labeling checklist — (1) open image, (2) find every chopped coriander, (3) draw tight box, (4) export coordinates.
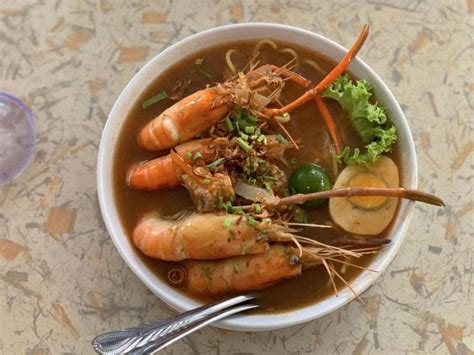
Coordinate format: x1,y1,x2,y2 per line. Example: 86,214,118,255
199,68,213,79
194,57,204,65
246,215,258,226
142,91,168,109
219,200,232,211
276,134,289,145
244,126,255,134
234,137,252,152
224,117,234,132
193,151,203,160
253,204,262,213
257,134,267,144
206,158,225,170
230,206,243,215
223,218,232,228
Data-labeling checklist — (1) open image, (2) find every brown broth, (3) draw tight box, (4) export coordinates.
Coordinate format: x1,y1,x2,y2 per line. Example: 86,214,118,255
112,40,400,313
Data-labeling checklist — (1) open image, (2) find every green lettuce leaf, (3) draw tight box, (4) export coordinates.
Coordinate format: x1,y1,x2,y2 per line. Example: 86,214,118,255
323,74,397,165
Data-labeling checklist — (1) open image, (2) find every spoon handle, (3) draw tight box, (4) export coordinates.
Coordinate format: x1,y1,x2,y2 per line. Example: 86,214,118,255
91,294,258,354
131,303,259,354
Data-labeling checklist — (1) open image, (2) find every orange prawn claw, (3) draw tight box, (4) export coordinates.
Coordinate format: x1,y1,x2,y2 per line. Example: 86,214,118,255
263,25,369,117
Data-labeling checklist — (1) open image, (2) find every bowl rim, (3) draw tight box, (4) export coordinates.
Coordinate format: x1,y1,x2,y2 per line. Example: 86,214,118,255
97,22,418,331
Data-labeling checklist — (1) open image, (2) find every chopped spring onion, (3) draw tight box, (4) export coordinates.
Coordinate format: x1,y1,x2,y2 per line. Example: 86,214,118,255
232,108,258,132
261,218,272,223
276,134,289,145
206,158,225,170
244,126,255,134
224,117,234,132
202,179,211,185
192,151,203,160
199,68,213,79
234,137,252,152
142,91,168,109
257,134,267,144
194,57,204,65
240,132,249,141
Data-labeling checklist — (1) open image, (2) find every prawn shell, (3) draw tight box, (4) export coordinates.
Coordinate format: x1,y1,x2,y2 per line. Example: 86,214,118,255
137,88,230,151
184,245,302,294
126,138,214,190
133,214,269,261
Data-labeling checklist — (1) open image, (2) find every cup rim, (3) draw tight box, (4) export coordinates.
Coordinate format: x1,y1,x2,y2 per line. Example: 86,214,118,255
0,92,37,185
97,22,418,331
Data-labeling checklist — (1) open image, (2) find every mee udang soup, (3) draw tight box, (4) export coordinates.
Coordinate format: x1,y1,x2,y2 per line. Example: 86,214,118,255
112,27,443,313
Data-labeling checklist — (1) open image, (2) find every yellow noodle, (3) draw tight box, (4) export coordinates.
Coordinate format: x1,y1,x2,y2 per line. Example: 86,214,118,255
225,49,238,75
302,58,326,76
253,38,278,55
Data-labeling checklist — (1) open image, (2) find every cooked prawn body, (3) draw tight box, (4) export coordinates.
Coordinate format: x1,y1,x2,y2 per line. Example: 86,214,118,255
127,135,289,191
184,245,302,294
126,138,214,190
133,213,270,261
138,88,230,151
137,64,286,152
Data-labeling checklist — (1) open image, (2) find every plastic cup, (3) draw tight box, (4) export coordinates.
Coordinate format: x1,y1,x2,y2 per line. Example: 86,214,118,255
0,93,36,184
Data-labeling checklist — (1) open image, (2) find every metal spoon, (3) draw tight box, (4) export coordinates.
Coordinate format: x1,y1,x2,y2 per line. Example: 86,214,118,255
91,294,259,354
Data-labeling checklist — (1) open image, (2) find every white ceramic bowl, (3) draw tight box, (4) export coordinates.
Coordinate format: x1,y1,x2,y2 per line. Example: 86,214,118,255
97,23,417,331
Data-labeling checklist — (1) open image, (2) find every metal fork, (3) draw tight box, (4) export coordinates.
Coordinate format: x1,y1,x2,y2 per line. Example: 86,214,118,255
91,294,259,354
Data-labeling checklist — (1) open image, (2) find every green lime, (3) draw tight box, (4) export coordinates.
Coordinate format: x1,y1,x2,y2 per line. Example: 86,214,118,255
289,164,332,207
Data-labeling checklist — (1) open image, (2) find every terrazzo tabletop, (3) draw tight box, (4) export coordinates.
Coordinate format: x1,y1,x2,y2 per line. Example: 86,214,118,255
1,1,473,354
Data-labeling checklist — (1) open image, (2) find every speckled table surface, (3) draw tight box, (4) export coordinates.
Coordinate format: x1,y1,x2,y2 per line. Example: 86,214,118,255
0,0,473,354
